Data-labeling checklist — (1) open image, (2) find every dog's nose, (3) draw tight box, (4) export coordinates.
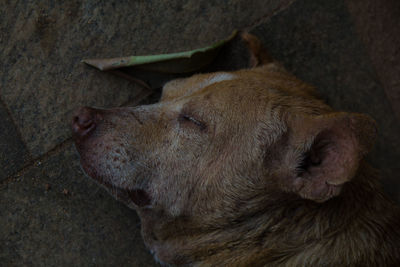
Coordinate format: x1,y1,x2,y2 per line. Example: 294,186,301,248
72,107,97,138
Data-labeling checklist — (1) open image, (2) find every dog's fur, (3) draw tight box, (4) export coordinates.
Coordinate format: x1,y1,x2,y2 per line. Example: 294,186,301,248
73,33,400,266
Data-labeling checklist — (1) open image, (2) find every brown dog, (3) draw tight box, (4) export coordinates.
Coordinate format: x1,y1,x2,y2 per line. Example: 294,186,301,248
73,33,400,266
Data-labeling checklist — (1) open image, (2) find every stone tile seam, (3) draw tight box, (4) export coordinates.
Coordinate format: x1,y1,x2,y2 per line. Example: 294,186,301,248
243,0,297,31
0,94,34,160
0,137,73,189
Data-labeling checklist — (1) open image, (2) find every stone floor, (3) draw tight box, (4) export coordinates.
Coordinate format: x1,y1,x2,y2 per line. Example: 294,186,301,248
1,0,399,266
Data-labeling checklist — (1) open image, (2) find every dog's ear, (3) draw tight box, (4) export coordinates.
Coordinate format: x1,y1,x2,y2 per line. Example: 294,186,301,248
287,112,377,202
240,32,273,67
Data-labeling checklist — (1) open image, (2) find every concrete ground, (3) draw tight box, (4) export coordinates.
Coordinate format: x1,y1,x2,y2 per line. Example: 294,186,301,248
1,0,399,266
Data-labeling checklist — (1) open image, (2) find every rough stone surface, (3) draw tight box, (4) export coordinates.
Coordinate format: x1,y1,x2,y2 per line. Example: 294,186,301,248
0,143,156,266
346,0,400,121
0,100,31,181
251,0,400,202
1,0,400,266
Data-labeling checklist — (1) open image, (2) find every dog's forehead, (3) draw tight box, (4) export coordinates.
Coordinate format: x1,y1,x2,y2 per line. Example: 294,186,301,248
164,70,306,119
189,74,277,106
198,73,236,88
181,72,237,97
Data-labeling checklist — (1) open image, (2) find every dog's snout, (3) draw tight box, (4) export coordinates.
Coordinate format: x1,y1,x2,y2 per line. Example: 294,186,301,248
72,107,98,138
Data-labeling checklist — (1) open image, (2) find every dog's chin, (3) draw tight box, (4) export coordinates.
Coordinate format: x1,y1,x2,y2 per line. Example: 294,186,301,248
80,158,152,209
79,156,105,183
101,184,152,209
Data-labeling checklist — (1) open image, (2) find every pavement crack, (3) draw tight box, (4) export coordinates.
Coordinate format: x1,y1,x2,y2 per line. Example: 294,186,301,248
244,0,297,31
0,95,34,161
0,138,74,188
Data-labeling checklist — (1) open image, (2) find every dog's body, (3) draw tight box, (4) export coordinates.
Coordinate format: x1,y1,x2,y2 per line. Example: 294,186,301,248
73,34,400,266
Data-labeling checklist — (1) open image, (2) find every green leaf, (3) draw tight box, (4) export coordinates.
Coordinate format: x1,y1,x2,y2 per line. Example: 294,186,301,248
82,30,237,73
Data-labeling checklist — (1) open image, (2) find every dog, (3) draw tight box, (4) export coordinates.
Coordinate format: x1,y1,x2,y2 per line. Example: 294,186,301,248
72,33,400,266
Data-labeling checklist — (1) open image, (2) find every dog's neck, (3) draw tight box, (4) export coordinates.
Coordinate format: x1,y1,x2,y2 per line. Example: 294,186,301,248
139,163,400,266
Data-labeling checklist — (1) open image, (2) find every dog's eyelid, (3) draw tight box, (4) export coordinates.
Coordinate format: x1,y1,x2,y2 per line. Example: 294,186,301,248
178,113,207,131
183,114,200,124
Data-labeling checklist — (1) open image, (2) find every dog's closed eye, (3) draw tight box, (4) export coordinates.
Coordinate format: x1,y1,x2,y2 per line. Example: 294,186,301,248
179,114,207,131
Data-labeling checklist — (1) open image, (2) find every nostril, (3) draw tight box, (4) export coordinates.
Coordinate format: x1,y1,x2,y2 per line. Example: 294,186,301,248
72,107,97,137
74,115,93,129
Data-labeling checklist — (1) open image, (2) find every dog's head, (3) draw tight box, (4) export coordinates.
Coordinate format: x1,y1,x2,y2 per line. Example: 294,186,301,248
73,63,376,264
73,64,376,213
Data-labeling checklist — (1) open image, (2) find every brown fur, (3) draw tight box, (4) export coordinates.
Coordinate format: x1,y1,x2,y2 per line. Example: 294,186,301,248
73,34,400,266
